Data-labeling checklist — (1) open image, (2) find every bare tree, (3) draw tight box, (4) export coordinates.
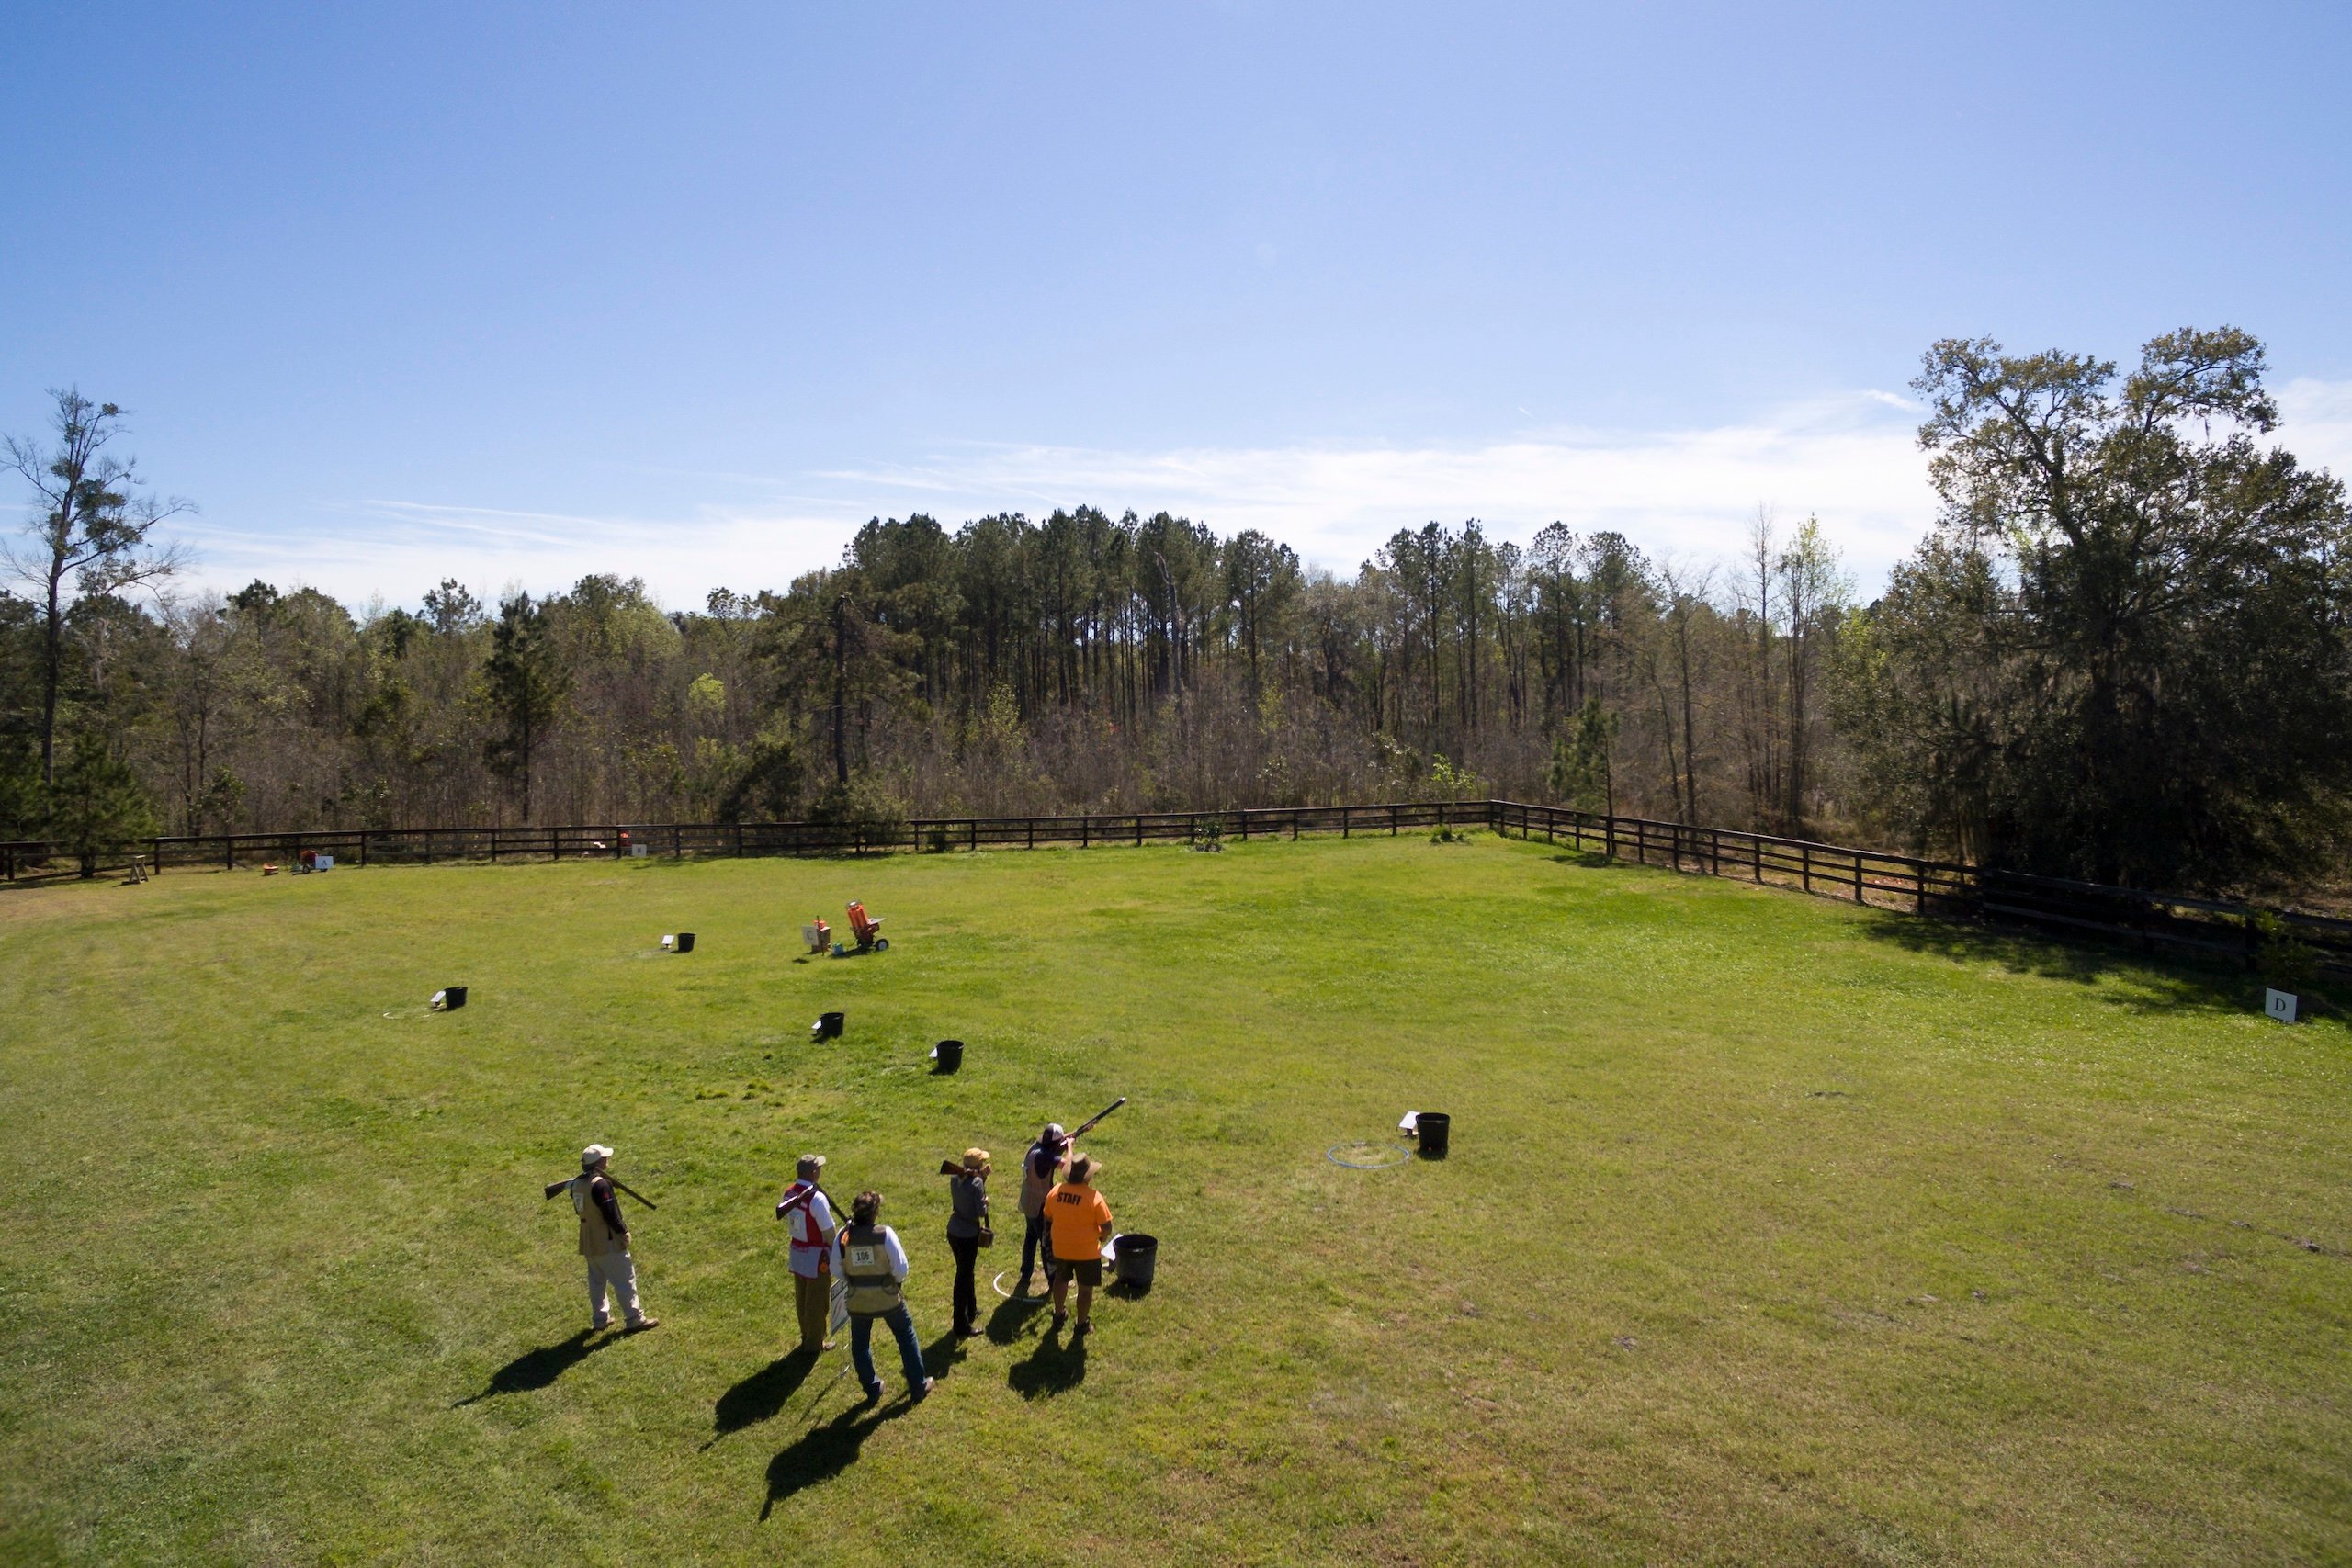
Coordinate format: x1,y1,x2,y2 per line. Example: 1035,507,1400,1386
5,391,189,784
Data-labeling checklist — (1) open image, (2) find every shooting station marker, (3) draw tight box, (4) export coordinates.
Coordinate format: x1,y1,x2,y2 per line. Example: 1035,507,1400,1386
931,1039,964,1073
662,931,695,953
991,1270,1053,1303
811,1010,844,1041
429,987,468,1011
1326,1141,1411,1168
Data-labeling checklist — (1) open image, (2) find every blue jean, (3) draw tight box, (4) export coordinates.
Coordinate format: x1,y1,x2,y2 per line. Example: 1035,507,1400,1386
849,1303,926,1396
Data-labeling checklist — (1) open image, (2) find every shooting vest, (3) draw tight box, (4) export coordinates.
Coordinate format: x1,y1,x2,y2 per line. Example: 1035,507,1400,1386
574,1176,627,1258
838,1223,902,1316
1020,1145,1061,1217
781,1181,831,1255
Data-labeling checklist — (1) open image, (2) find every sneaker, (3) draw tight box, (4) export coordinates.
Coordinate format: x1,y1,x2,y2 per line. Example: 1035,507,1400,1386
912,1377,935,1400
1073,1320,1091,1339
1013,1276,1035,1297
1050,1310,1068,1331
861,1382,884,1404
623,1316,661,1334
593,1320,611,1333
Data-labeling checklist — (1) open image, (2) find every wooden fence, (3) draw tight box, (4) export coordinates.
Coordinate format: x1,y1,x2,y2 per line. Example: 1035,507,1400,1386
8,799,2347,978
1489,799,2352,977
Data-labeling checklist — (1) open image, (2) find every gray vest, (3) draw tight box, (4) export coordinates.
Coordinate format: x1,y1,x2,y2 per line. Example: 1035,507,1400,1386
839,1224,901,1315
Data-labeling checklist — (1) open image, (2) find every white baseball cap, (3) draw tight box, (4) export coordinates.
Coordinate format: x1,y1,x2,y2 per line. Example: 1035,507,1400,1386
582,1144,614,1168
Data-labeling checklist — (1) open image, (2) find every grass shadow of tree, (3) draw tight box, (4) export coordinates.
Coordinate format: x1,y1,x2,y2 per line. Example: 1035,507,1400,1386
1855,913,2264,1017
452,1328,610,1406
758,1396,920,1518
711,1347,819,1438
1006,1325,1086,1399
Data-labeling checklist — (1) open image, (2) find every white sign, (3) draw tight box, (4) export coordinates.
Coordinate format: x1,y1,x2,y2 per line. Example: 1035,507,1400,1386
631,843,649,858
2266,988,2300,1024
313,853,334,872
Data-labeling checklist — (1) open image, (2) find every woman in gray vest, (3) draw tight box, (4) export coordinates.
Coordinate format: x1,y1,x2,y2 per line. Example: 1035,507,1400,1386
831,1190,933,1403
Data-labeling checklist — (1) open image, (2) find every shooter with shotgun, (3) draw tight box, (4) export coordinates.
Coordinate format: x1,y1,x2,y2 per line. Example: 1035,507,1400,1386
1014,1098,1125,1300
545,1145,660,1334
939,1149,992,1337
775,1155,841,1353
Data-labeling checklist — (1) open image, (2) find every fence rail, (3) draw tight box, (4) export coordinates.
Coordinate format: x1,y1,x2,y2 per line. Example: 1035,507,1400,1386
10,800,2347,979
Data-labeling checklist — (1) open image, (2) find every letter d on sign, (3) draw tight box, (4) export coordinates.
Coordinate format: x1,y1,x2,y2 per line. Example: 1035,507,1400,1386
2265,988,2300,1024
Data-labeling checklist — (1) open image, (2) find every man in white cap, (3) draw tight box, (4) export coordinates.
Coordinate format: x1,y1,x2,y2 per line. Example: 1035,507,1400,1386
574,1145,658,1334
775,1154,839,1352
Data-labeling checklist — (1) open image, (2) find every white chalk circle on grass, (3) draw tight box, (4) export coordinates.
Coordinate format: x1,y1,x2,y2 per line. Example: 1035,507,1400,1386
991,1270,1055,1303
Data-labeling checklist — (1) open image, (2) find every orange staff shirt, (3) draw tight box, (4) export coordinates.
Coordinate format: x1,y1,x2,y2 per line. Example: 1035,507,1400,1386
1046,1181,1113,1261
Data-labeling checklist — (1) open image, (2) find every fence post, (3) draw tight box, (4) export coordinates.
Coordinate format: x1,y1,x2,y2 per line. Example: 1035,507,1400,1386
1753,836,1762,882
1342,806,1350,839
1799,843,1810,893
1915,861,1927,914
225,835,234,871
1081,814,1089,849
1292,809,1300,841
1028,818,1035,850
1136,815,1143,848
1853,852,1865,903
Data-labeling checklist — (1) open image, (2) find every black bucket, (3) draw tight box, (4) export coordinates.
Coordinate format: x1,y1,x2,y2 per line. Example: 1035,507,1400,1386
1416,1111,1450,1158
933,1039,964,1074
673,931,695,953
1112,1233,1158,1288
435,986,468,1010
813,1010,844,1041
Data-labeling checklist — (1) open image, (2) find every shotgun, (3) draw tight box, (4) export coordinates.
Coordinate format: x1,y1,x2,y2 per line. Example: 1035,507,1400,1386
1071,1096,1127,1138
543,1175,661,1210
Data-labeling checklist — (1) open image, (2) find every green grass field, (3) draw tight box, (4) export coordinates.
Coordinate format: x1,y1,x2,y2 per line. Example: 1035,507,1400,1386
2,833,2346,1565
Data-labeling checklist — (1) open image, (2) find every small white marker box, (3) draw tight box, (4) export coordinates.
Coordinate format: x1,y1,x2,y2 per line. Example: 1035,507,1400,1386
314,853,334,871
2266,988,2300,1024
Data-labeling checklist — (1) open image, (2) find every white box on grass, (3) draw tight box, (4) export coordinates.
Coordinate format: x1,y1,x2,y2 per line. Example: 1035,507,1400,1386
314,853,333,871
2265,988,2299,1024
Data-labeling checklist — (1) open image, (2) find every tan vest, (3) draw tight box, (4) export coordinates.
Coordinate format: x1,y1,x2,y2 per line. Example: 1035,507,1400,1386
1020,1145,1063,1217
839,1224,901,1315
576,1175,628,1258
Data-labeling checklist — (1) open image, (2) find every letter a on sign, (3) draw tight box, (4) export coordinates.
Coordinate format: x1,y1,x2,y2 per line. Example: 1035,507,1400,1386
2265,988,2299,1024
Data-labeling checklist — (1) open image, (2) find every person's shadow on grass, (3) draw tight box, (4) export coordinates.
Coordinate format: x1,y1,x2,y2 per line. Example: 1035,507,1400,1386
984,1292,1044,1347
711,1347,820,1438
758,1396,919,1518
453,1328,611,1406
1006,1323,1086,1399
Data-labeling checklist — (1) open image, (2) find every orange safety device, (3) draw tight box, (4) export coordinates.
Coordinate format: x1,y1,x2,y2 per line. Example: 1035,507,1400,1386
845,901,883,947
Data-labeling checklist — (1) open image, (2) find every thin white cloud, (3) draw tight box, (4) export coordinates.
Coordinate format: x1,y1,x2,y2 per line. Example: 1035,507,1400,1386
167,382,2352,613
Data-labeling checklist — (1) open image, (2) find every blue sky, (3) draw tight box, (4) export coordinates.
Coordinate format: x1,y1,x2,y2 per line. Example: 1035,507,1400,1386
5,2,2348,608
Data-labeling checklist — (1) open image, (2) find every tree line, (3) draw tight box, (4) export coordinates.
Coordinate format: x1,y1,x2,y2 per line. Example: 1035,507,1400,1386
6,329,2348,893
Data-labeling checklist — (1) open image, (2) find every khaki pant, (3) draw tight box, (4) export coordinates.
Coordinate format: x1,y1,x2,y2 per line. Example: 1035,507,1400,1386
586,1251,644,1328
794,1269,832,1348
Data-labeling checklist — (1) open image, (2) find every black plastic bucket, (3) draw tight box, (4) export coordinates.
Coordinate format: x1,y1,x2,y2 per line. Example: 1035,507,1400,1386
813,1010,843,1041
1113,1233,1158,1288
673,931,695,953
1416,1111,1450,1158
435,986,468,1010
933,1039,964,1074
